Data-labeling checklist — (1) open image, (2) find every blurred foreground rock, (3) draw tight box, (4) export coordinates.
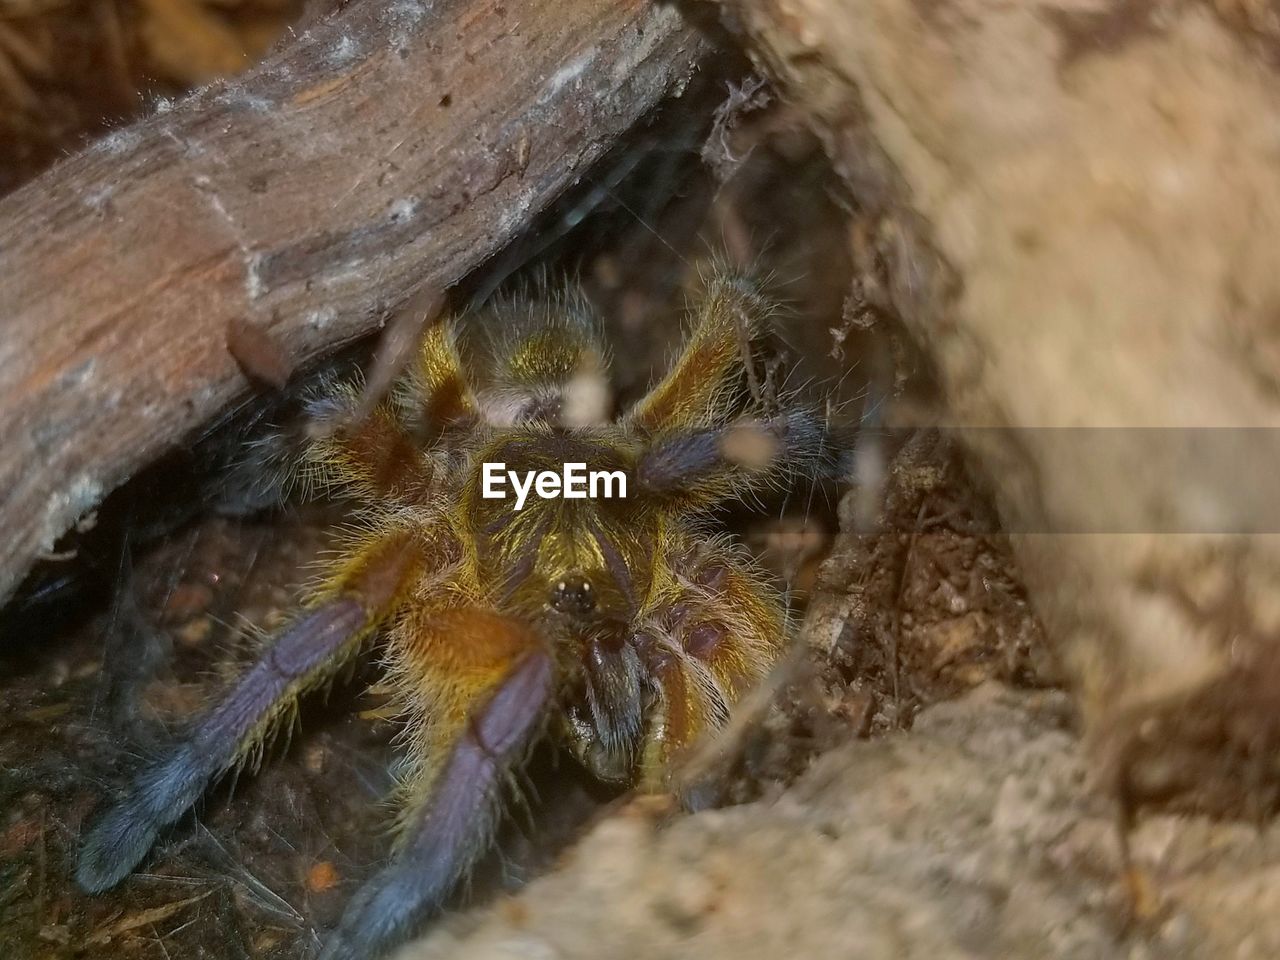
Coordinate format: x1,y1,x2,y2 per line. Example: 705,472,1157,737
723,0,1280,816
399,685,1280,960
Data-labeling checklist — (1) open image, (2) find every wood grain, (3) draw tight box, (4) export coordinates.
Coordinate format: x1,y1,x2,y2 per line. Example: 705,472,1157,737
0,0,706,602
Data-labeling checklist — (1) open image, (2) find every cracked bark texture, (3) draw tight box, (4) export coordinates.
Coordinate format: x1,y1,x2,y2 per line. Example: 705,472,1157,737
0,0,705,604
719,0,1280,813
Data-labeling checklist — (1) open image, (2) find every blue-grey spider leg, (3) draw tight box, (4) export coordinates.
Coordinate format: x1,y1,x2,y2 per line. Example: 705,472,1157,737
75,597,371,893
636,409,849,493
317,645,553,960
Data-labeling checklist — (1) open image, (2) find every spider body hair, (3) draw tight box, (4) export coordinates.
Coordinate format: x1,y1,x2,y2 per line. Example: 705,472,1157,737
76,269,851,959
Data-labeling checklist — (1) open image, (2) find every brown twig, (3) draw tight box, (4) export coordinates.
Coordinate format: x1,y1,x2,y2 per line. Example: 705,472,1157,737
348,284,446,425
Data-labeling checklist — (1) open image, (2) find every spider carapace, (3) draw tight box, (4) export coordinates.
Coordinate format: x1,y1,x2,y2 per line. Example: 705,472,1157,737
75,271,846,959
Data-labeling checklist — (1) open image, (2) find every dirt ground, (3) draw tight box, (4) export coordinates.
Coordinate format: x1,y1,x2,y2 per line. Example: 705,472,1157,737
4,4,1278,960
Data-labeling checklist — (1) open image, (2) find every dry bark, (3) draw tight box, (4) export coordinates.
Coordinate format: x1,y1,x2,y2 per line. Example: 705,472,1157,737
721,0,1280,813
0,0,706,603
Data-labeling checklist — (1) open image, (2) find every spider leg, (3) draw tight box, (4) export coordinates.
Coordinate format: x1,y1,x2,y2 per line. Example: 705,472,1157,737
625,269,774,434
318,607,552,960
637,407,849,508
75,527,428,894
307,389,442,504
469,285,605,426
305,319,479,503
635,535,787,797
400,319,478,433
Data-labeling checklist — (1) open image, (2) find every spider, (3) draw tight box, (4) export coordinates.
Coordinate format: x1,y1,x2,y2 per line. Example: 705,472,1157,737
75,269,846,959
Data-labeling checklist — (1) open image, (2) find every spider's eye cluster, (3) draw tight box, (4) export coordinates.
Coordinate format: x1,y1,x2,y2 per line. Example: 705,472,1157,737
550,575,596,616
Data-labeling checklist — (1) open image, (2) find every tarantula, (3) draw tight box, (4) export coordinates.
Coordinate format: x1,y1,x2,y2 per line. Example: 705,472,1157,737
75,271,845,959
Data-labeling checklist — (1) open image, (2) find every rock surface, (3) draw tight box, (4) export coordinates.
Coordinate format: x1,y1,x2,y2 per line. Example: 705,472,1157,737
398,684,1280,960
725,0,1280,818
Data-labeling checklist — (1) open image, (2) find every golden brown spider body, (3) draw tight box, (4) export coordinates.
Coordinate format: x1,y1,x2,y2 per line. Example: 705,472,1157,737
76,271,842,959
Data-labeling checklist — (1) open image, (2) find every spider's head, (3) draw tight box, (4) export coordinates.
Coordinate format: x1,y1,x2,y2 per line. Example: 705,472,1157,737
464,427,658,631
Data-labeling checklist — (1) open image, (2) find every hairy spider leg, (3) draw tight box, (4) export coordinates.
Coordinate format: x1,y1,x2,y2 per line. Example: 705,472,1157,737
399,319,478,434
466,287,607,426
307,393,443,505
318,606,553,960
75,528,428,894
636,408,847,508
634,534,787,794
307,319,481,502
625,269,775,435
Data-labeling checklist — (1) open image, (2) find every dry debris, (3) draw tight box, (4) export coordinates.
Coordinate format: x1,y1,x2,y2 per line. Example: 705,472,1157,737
0,0,306,192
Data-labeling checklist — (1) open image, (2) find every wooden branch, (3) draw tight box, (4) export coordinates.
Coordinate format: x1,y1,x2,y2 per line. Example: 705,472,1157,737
725,0,1280,811
0,0,706,602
